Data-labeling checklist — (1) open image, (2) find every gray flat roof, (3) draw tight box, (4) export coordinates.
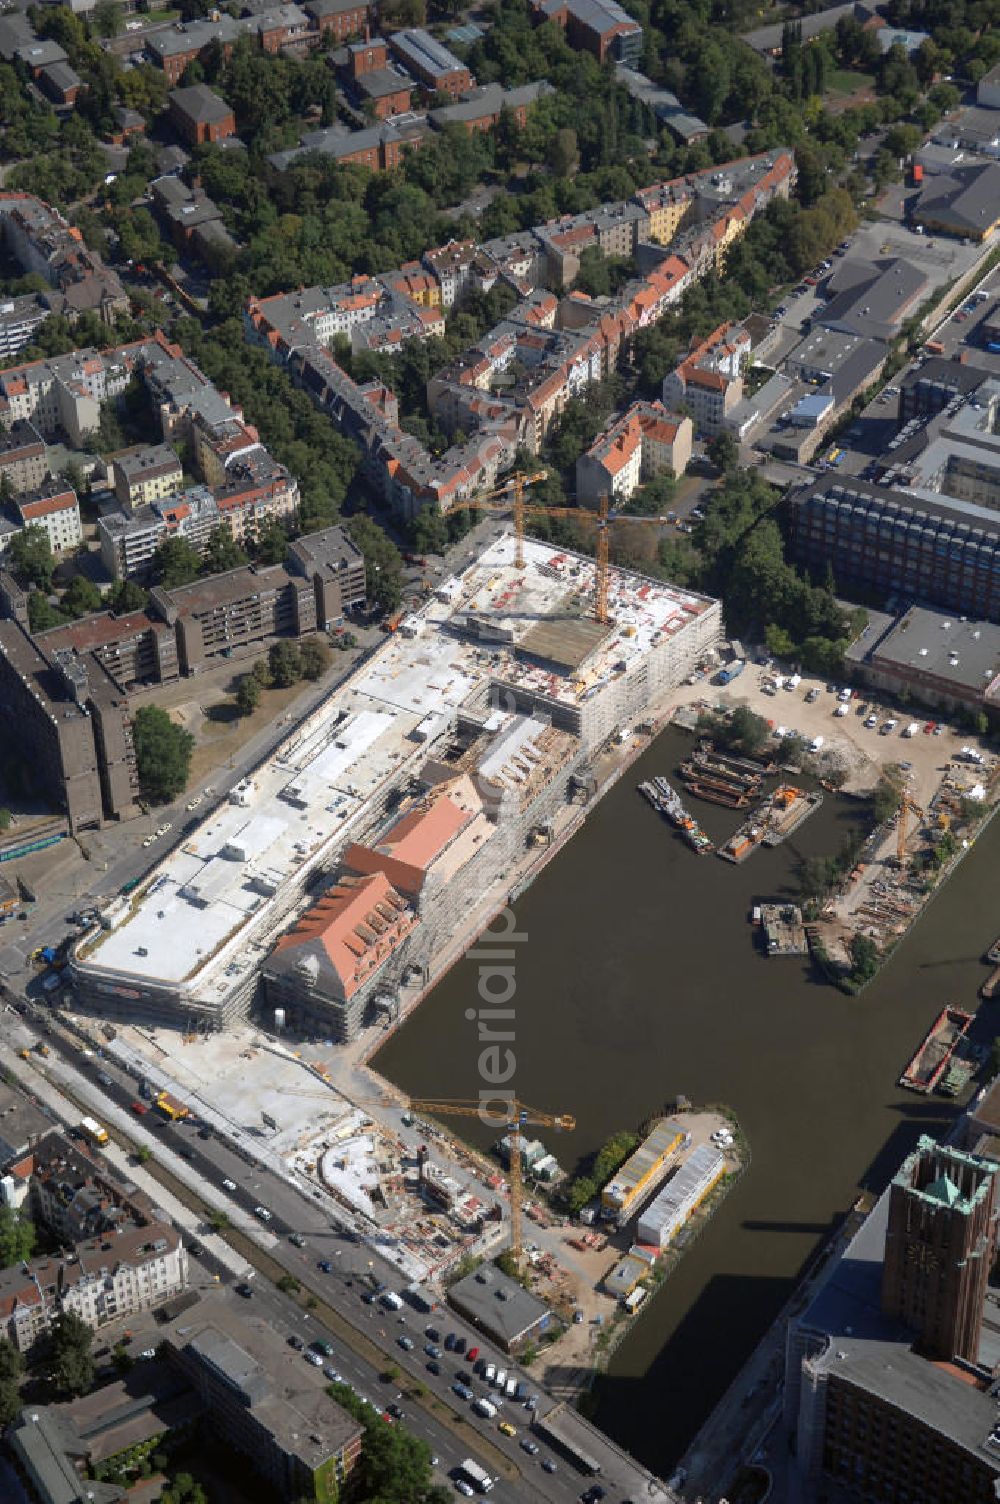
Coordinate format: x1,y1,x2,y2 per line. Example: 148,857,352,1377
914,161,1000,233
449,1263,550,1344
864,605,1000,694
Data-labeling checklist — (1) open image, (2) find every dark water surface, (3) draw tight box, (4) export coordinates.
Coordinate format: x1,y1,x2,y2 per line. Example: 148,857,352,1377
372,726,998,1473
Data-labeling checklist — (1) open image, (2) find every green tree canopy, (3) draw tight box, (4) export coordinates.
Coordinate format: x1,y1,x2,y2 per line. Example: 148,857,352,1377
0,1207,34,1269
268,639,302,687
133,705,194,803
48,1311,94,1397
153,536,202,589
202,525,249,576
9,526,55,590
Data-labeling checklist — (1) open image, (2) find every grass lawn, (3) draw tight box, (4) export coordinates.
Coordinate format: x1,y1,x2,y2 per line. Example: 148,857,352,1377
826,69,876,96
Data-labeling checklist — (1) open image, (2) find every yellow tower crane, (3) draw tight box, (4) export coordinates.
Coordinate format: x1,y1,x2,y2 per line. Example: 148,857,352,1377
896,793,924,866
472,471,670,627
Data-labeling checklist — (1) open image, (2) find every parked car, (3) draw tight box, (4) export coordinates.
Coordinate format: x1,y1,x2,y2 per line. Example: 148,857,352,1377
288,1335,304,1350
398,1335,414,1351
521,1438,539,1455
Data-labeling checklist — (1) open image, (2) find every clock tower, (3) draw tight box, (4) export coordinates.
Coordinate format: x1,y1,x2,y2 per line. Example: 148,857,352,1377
881,1135,999,1361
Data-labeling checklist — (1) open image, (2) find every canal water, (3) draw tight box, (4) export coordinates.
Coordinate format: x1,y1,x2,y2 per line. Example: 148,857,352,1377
372,726,1000,1474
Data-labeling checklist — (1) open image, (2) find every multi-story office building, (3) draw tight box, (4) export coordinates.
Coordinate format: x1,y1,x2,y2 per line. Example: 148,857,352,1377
0,621,106,831
786,475,1000,622
167,1319,364,1501
787,1137,1000,1504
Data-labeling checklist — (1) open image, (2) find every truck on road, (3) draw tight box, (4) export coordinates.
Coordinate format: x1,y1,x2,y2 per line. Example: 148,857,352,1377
458,1458,494,1492
79,1117,109,1148
715,660,745,686
155,1091,189,1121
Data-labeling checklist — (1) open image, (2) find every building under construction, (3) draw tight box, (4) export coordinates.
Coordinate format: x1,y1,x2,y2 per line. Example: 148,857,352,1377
70,536,720,1034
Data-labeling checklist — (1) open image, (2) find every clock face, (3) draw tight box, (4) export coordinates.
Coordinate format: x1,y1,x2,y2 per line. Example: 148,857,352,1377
906,1241,942,1272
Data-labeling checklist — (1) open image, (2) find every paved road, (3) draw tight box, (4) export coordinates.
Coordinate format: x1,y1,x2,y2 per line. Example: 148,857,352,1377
8,1003,670,1503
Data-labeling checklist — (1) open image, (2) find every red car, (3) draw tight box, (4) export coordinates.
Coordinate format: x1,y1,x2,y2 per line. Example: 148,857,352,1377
467,1346,479,1363
130,1100,147,1115
923,721,937,734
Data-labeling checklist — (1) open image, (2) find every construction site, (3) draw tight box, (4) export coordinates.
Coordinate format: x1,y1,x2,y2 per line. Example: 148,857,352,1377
69,532,721,1034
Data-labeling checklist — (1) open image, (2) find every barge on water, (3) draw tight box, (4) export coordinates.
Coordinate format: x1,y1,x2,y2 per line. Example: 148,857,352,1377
761,786,823,846
756,903,808,957
637,778,714,853
718,785,817,864
899,1005,974,1093
679,767,757,808
696,741,774,778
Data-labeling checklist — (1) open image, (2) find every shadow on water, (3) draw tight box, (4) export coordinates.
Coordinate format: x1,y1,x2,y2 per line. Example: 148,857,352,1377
372,726,995,1474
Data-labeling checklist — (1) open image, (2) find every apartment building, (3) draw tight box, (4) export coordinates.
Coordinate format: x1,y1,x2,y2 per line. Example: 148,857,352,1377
577,401,692,505
0,192,128,325
0,1223,188,1354
423,240,477,307
0,420,46,493
113,443,184,510
662,322,751,434
150,564,315,674
35,610,179,694
387,28,472,97
0,292,53,361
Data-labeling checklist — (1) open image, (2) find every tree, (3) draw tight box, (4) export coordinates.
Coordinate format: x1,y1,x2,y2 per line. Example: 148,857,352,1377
0,1337,23,1383
61,574,103,618
546,127,579,177
153,536,202,589
0,1378,19,1426
207,1210,230,1232
9,526,54,590
268,639,302,688
708,431,738,473
235,674,261,717
872,766,906,825
132,705,194,803
298,636,330,681
48,1311,94,1397
254,515,288,566
92,0,122,36
202,525,248,576
0,1206,35,1268
27,591,65,633
134,1145,152,1164
849,933,880,984
109,578,148,614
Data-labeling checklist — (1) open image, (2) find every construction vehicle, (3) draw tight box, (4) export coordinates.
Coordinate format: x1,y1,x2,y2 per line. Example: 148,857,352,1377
896,794,925,867
155,1090,190,1121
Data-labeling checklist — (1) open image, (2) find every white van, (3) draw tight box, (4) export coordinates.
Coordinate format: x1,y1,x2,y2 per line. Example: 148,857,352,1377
903,723,921,738
809,736,824,753
473,1397,498,1419
380,1290,404,1311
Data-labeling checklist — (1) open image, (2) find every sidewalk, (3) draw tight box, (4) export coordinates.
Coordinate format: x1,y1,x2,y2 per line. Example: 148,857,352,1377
1,1040,257,1280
